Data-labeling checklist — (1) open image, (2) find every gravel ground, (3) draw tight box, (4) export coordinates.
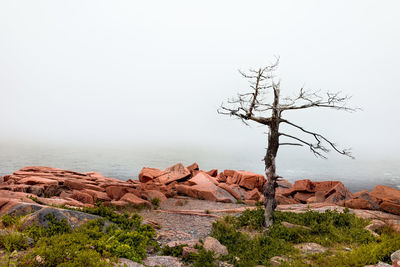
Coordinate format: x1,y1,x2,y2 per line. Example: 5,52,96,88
138,197,248,245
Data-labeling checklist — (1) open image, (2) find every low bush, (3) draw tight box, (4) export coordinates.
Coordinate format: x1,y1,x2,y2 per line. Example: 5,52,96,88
210,207,400,266
18,204,157,266
151,198,161,209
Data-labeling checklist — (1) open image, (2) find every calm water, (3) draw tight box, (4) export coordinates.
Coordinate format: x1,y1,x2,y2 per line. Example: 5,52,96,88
0,144,399,193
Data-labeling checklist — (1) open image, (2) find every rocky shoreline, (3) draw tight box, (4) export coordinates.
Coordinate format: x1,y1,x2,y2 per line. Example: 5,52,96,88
0,163,399,219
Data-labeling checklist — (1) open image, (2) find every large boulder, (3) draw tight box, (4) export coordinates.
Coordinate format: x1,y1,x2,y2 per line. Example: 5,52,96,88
203,236,228,257
143,190,167,203
143,256,183,267
380,201,400,215
217,183,245,200
105,186,131,200
188,172,217,186
345,190,380,210
120,193,151,207
70,190,94,204
157,163,191,184
22,207,100,229
138,167,165,183
236,171,265,191
324,183,353,205
176,182,235,203
244,188,262,201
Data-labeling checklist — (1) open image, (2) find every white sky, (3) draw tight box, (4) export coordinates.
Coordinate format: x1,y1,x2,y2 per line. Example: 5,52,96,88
1,0,399,161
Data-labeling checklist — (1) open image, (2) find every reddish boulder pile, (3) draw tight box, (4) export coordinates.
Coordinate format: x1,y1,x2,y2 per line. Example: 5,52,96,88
0,166,166,215
138,165,267,204
345,185,400,215
2,164,400,218
277,179,353,206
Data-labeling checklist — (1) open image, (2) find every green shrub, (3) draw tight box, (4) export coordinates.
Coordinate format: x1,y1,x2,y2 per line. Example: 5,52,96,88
1,214,17,228
24,213,71,241
0,231,30,252
20,205,157,266
190,247,218,267
235,206,265,230
151,198,161,209
162,244,186,257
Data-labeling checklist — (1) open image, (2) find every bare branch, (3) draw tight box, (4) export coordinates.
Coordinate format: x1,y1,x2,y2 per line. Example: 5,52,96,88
280,119,354,158
280,89,358,112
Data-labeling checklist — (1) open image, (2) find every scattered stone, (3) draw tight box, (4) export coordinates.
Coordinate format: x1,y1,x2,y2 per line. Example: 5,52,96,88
364,220,386,237
143,256,183,267
294,242,327,254
364,262,392,267
166,239,200,248
203,236,228,257
270,256,288,266
392,249,400,264
117,258,145,267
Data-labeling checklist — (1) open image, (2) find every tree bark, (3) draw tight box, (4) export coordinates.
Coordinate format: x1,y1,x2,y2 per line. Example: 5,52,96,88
263,85,280,229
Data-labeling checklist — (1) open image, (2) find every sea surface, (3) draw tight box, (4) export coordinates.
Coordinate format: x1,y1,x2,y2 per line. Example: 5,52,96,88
0,144,399,193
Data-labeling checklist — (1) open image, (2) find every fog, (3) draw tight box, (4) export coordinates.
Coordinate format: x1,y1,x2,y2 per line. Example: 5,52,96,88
1,0,400,163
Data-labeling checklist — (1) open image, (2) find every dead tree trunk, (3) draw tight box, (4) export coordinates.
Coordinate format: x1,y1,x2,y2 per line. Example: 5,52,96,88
263,82,280,228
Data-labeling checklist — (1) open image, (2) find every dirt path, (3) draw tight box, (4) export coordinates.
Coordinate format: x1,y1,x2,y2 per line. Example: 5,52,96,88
138,197,249,245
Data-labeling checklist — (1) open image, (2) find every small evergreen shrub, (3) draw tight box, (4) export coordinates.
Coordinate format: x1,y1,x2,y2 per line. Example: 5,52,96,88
151,198,161,209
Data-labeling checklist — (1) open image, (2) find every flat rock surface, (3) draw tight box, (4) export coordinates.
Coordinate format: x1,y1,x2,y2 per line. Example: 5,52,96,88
138,198,246,244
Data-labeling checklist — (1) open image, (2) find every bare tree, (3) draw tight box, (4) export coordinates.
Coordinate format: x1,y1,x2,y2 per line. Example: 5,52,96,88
218,59,357,229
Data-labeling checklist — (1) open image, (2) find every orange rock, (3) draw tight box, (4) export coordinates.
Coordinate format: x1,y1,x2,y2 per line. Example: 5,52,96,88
217,183,241,200
176,183,235,203
315,191,326,202
120,193,151,207
82,189,111,202
345,190,380,210
138,167,165,183
224,170,237,177
277,179,292,189
188,173,216,186
276,194,299,204
244,200,257,205
206,169,218,177
187,163,199,173
292,179,313,192
144,190,168,202
235,171,265,191
345,198,378,210
216,172,227,183
312,181,340,193
63,179,104,192
18,177,58,186
157,163,191,184
371,185,400,202
294,192,314,203
244,188,261,201
71,190,93,204
85,171,105,180
380,201,400,215
324,183,352,205
226,175,239,185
